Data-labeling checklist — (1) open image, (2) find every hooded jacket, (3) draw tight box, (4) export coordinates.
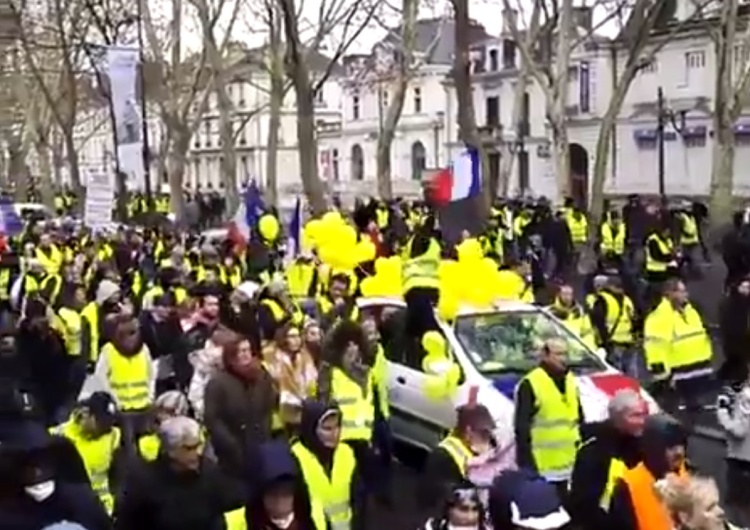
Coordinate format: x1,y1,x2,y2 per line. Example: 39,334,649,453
245,440,320,530
292,401,364,530
608,415,688,530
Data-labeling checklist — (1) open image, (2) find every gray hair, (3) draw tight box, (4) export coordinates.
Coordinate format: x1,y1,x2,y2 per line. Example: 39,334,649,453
155,391,189,416
608,389,643,419
158,416,201,451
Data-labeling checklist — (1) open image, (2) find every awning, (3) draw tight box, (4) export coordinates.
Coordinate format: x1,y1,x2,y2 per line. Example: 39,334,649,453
735,123,750,135
681,125,707,139
633,128,657,142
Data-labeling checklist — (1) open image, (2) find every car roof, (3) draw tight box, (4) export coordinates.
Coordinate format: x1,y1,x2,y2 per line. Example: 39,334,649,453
356,297,539,316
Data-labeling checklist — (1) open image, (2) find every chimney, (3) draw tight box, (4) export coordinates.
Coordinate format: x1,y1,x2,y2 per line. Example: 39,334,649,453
572,7,593,31
502,9,518,34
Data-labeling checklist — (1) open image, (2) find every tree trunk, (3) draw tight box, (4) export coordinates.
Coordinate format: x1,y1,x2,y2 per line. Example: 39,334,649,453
451,0,489,215
168,130,190,220
34,141,55,209
266,67,283,207
376,79,408,199
709,122,735,229
550,115,571,199
216,87,239,214
279,0,327,216
62,128,83,200
10,142,28,202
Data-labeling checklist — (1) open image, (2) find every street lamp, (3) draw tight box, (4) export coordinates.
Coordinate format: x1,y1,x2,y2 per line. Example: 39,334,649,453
656,86,687,198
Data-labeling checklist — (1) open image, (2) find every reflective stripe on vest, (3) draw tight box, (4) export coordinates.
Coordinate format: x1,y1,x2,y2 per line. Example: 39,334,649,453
600,292,634,345
523,367,580,481
331,368,374,441
104,343,151,411
58,307,83,357
292,441,355,530
438,435,473,477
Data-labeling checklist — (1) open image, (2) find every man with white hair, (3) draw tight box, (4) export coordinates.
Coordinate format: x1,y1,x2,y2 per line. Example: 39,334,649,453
115,416,241,530
568,389,647,530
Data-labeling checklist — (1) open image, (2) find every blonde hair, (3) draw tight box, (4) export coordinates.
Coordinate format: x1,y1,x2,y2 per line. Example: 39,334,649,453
654,474,719,518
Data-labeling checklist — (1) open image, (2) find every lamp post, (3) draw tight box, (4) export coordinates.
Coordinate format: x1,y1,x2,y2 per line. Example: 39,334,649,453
135,0,153,210
656,86,686,199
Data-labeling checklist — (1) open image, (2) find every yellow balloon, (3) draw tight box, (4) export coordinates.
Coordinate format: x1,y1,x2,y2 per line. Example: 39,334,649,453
359,277,377,297
457,238,483,263
355,240,376,263
438,294,459,322
258,214,280,241
322,211,343,226
304,219,322,242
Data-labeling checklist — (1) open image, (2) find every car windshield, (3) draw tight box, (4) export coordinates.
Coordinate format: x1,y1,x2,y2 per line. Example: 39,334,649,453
453,309,605,375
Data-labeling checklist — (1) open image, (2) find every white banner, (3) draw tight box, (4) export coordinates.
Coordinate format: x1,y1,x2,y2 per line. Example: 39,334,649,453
84,170,115,231
107,46,144,189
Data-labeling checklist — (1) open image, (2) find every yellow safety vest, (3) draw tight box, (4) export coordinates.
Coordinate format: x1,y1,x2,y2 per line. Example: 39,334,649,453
81,301,99,362
437,435,474,477
600,292,634,345
680,213,699,245
103,342,152,411
566,214,588,244
138,433,160,461
23,273,40,295
600,457,627,511
523,367,580,481
376,208,389,229
0,268,11,300
645,234,673,273
554,307,597,350
600,223,626,256
50,421,120,514
40,274,62,305
57,307,83,357
292,441,355,530
195,265,228,285
643,299,713,377
318,296,360,324
287,262,317,299
260,298,304,327
514,216,531,237
142,285,188,307
330,367,374,442
36,245,63,275
370,345,389,419
401,237,440,294
225,266,242,289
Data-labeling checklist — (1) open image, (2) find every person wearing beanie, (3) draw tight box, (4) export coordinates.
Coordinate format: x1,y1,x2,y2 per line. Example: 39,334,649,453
488,470,570,530
81,279,122,366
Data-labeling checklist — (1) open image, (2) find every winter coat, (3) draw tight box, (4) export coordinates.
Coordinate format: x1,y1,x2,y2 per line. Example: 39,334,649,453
187,341,223,421
718,384,750,463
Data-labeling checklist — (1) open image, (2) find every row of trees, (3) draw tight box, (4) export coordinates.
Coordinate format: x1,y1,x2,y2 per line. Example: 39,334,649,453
3,0,750,227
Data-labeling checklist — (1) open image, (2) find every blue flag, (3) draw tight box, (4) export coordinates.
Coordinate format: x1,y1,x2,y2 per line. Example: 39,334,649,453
288,197,302,257
244,181,265,230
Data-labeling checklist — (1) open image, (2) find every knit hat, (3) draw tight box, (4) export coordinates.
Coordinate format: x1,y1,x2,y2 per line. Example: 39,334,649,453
492,470,570,530
79,392,117,429
95,280,120,305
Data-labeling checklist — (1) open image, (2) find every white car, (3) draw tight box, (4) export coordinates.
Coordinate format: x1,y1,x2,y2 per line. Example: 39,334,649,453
357,297,659,451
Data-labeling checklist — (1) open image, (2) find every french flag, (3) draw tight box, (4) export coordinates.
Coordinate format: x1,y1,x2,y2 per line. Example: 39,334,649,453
428,148,482,206
285,197,302,261
228,182,264,250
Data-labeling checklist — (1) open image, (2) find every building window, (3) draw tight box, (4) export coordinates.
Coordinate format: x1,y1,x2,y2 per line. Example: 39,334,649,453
488,49,499,71
411,141,426,180
686,50,705,69
352,90,360,120
485,96,499,127
413,87,422,113
332,148,340,181
194,160,200,188
204,119,212,147
502,40,516,69
351,144,364,180
381,89,389,109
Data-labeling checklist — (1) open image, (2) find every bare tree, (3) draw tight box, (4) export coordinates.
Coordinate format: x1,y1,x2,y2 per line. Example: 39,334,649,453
355,0,444,199
11,0,95,198
450,0,491,209
501,0,625,199
588,1,709,229
707,0,750,227
277,0,380,215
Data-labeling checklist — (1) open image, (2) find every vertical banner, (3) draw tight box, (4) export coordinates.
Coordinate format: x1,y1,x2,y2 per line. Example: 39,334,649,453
107,46,144,189
579,61,590,113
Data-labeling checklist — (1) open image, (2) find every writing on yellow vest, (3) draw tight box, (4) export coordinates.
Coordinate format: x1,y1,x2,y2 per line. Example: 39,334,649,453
102,342,152,411
331,367,374,442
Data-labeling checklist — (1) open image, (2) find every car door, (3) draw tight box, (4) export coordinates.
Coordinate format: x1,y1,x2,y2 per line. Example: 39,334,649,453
371,303,457,449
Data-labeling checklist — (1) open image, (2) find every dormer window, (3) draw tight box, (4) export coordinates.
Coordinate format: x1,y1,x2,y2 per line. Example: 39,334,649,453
489,49,499,71
502,39,516,68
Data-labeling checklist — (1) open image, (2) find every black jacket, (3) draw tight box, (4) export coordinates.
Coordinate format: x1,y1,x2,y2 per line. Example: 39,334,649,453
114,455,240,530
568,420,642,530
